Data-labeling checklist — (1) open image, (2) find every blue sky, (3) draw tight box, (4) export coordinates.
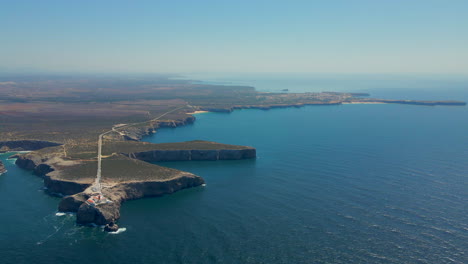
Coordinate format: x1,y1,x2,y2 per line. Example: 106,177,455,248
1,0,467,74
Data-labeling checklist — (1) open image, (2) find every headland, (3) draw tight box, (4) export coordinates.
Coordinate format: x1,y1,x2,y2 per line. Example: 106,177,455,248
0,75,465,229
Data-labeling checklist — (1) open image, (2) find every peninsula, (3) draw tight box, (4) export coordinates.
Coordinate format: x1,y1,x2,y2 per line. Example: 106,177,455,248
0,74,465,229
15,140,255,227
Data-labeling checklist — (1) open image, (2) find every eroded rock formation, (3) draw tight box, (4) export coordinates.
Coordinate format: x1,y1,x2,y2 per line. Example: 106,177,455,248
0,161,6,175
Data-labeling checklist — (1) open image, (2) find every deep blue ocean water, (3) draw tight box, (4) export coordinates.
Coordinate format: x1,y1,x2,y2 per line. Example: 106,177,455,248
1,74,467,263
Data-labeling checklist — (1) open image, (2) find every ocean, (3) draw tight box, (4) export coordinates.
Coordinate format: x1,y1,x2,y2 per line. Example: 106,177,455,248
1,74,467,263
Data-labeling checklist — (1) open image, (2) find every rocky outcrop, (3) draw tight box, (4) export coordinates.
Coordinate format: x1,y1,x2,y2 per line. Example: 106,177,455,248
0,161,6,175
58,193,88,212
157,116,196,128
15,153,91,195
15,152,53,175
15,155,39,170
124,148,256,162
109,174,205,201
11,117,251,227
109,116,196,141
15,151,204,226
73,173,204,225
77,201,121,226
0,140,61,152
44,174,91,195
104,222,119,232
14,150,58,172
34,164,54,176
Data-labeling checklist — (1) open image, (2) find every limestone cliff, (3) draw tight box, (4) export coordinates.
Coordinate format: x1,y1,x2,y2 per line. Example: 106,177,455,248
125,148,256,162
15,150,206,226
71,173,204,225
0,161,6,175
13,136,255,227
106,116,196,141
15,153,92,195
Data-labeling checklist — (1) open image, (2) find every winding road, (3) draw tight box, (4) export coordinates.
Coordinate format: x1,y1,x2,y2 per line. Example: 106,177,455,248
91,105,189,193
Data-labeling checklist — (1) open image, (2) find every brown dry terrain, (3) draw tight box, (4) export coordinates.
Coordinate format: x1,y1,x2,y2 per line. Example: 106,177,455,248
0,74,253,142
1,74,464,143
55,154,187,184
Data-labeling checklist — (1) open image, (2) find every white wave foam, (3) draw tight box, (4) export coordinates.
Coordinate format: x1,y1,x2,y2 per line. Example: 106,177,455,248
202,184,207,187
55,212,66,216
6,159,16,164
109,228,127,234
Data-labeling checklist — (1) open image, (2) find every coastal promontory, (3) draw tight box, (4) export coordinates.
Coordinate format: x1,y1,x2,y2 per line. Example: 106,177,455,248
14,140,256,225
0,75,464,229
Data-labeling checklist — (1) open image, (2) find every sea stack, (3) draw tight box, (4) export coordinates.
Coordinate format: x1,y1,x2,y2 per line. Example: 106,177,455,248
104,222,119,232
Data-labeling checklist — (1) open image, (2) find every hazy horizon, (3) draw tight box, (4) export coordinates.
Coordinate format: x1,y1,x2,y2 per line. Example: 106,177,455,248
2,0,467,75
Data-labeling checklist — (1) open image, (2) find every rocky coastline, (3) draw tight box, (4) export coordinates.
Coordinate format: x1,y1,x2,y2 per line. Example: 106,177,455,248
13,138,255,227
73,173,204,226
124,148,256,162
15,154,92,195
107,116,196,141
15,152,207,226
198,99,466,113
7,95,463,229
0,161,6,175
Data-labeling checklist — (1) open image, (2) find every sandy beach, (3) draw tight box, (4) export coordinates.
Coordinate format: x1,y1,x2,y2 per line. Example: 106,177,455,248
186,110,209,114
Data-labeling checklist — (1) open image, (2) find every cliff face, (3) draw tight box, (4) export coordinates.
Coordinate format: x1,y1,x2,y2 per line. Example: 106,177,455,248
125,148,256,162
58,193,88,212
0,140,61,152
0,161,6,175
44,173,91,195
108,174,205,201
108,116,196,141
15,155,92,195
15,155,41,170
199,102,343,113
15,149,206,226
77,201,121,226
11,119,254,227
62,173,205,225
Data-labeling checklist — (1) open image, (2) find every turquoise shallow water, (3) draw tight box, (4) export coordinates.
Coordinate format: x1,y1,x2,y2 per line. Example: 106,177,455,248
1,75,467,263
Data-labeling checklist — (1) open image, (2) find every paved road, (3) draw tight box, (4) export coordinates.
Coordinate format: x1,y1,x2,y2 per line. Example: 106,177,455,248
91,105,188,193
